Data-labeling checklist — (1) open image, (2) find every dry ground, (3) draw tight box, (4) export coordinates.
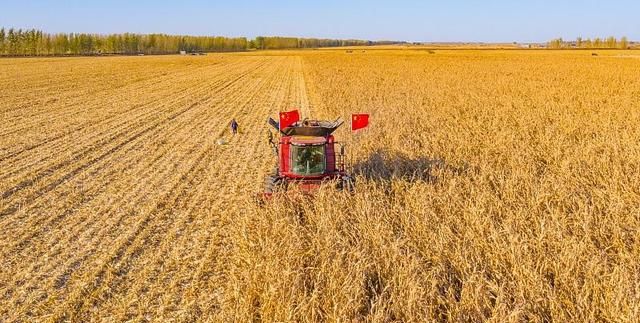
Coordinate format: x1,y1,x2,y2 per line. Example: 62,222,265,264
1,49,640,321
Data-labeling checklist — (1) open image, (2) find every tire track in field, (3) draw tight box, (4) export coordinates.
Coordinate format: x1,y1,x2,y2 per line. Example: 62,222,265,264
0,65,205,177
0,60,249,188
0,57,271,284
296,57,313,118
0,56,203,116
103,58,298,318
0,58,272,260
0,61,222,156
0,102,199,214
0,58,243,159
0,58,236,139
0,58,250,175
162,57,301,317
45,57,292,321
78,67,288,319
207,55,315,319
0,59,269,216
0,55,284,318
0,55,302,321
0,57,268,251
52,146,212,322
0,99,213,317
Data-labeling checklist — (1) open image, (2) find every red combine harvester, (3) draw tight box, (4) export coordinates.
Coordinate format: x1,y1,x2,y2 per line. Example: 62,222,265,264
262,110,369,197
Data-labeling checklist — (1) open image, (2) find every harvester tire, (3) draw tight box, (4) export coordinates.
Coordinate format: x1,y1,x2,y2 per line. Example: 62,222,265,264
338,176,356,193
264,175,283,194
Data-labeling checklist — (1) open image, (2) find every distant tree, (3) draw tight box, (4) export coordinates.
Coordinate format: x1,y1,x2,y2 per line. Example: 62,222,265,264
548,38,563,49
25,29,34,55
619,36,629,49
35,30,44,54
78,34,91,54
576,37,582,48
147,34,158,54
583,38,593,48
53,33,69,54
43,34,52,55
605,36,617,48
0,28,5,54
255,36,265,50
7,28,17,54
593,37,603,48
29,29,40,55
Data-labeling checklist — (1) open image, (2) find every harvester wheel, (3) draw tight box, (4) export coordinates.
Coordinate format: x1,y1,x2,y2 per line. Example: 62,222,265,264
338,176,356,193
264,175,284,194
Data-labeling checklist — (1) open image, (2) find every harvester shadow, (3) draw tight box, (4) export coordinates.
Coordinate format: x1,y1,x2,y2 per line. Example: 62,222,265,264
352,149,468,184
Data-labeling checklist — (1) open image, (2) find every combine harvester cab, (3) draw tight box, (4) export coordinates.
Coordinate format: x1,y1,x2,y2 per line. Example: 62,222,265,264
262,110,368,198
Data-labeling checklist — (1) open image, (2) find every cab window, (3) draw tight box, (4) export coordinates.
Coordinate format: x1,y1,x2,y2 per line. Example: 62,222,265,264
291,145,325,175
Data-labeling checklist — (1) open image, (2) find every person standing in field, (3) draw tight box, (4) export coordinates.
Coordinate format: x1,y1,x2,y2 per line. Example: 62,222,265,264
230,118,239,135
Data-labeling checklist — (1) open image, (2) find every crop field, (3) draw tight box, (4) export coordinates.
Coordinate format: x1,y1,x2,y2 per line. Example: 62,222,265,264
1,49,640,321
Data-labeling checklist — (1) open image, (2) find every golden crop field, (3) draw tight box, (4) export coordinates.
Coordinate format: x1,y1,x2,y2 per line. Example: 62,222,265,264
2,49,640,322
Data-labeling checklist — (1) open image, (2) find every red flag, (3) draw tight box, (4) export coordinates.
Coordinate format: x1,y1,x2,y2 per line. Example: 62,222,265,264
351,114,369,131
279,109,300,130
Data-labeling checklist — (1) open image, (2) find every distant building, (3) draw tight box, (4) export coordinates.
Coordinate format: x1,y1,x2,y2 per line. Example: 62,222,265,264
179,50,186,55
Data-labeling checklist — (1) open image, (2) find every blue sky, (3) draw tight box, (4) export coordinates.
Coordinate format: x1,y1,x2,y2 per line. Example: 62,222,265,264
1,1,638,42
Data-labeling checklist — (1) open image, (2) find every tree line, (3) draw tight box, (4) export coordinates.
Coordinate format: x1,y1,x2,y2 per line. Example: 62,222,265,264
548,36,630,49
0,28,248,55
249,36,395,49
0,27,402,56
